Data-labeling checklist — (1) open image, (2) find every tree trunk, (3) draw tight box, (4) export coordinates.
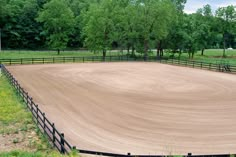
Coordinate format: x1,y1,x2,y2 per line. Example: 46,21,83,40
57,49,60,55
191,52,194,59
223,33,226,58
103,49,106,61
160,49,164,57
131,46,135,57
127,45,130,55
201,48,205,56
178,50,182,59
144,39,148,61
223,40,226,58
188,51,191,59
156,41,161,59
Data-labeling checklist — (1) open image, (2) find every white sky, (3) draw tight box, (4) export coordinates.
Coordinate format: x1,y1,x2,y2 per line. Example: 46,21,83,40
184,0,236,14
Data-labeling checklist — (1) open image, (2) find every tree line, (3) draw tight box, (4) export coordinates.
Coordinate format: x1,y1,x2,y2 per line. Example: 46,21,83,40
0,0,236,58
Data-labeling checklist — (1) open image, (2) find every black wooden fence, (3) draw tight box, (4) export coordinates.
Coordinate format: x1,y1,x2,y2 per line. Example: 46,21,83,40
0,55,235,74
0,60,235,157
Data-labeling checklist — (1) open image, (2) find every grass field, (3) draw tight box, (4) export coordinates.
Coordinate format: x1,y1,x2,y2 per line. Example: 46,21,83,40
0,74,78,157
166,49,236,65
0,50,122,59
0,49,235,65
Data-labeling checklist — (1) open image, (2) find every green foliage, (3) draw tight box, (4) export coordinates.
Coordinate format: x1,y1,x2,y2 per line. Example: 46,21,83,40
81,0,116,56
1,0,236,58
37,0,76,52
215,5,236,56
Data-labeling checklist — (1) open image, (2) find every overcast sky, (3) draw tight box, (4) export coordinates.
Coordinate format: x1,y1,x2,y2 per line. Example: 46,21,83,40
184,0,236,14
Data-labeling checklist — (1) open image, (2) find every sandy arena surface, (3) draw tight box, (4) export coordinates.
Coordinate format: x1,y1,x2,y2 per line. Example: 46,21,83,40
7,62,236,155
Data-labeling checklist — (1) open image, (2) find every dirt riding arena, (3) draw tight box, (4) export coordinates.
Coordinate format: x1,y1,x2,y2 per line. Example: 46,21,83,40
7,62,236,155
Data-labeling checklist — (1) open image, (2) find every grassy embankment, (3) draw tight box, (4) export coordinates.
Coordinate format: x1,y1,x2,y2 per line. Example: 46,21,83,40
0,49,235,65
0,73,78,157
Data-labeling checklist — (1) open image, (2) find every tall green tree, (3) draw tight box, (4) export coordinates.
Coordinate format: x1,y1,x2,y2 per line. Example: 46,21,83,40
216,5,236,57
196,4,214,55
1,0,44,49
81,0,116,58
37,0,75,54
132,0,175,58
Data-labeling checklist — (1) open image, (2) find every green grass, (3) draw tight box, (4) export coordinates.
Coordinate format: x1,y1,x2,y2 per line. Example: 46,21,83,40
0,49,235,65
0,75,32,130
0,150,78,157
0,50,123,59
0,74,79,156
164,49,236,66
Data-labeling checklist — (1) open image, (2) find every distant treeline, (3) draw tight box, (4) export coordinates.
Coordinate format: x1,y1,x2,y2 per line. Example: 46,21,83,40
0,0,236,57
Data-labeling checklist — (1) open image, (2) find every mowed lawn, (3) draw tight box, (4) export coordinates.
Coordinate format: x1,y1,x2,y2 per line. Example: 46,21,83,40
168,49,236,65
0,50,122,59
0,49,235,65
0,74,78,157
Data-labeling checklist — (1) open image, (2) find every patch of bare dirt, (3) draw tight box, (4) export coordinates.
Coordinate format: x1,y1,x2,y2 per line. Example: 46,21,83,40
0,125,45,152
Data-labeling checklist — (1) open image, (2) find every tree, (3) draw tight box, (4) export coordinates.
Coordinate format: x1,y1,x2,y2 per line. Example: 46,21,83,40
131,0,175,59
195,4,214,56
81,0,116,59
37,0,75,54
171,0,187,12
0,0,44,49
216,5,236,57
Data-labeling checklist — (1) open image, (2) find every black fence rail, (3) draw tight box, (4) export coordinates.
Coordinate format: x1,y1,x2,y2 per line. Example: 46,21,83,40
156,58,236,74
0,63,235,157
0,56,235,74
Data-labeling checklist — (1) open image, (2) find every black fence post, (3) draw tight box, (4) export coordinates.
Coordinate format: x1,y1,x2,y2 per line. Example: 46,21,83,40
52,123,55,144
21,58,23,65
10,59,12,65
201,62,203,69
60,133,65,154
43,58,45,64
43,113,46,133
32,58,34,64
53,57,55,63
209,63,212,70
30,97,33,111
73,57,75,63
36,105,39,124
83,57,84,63
63,57,65,63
